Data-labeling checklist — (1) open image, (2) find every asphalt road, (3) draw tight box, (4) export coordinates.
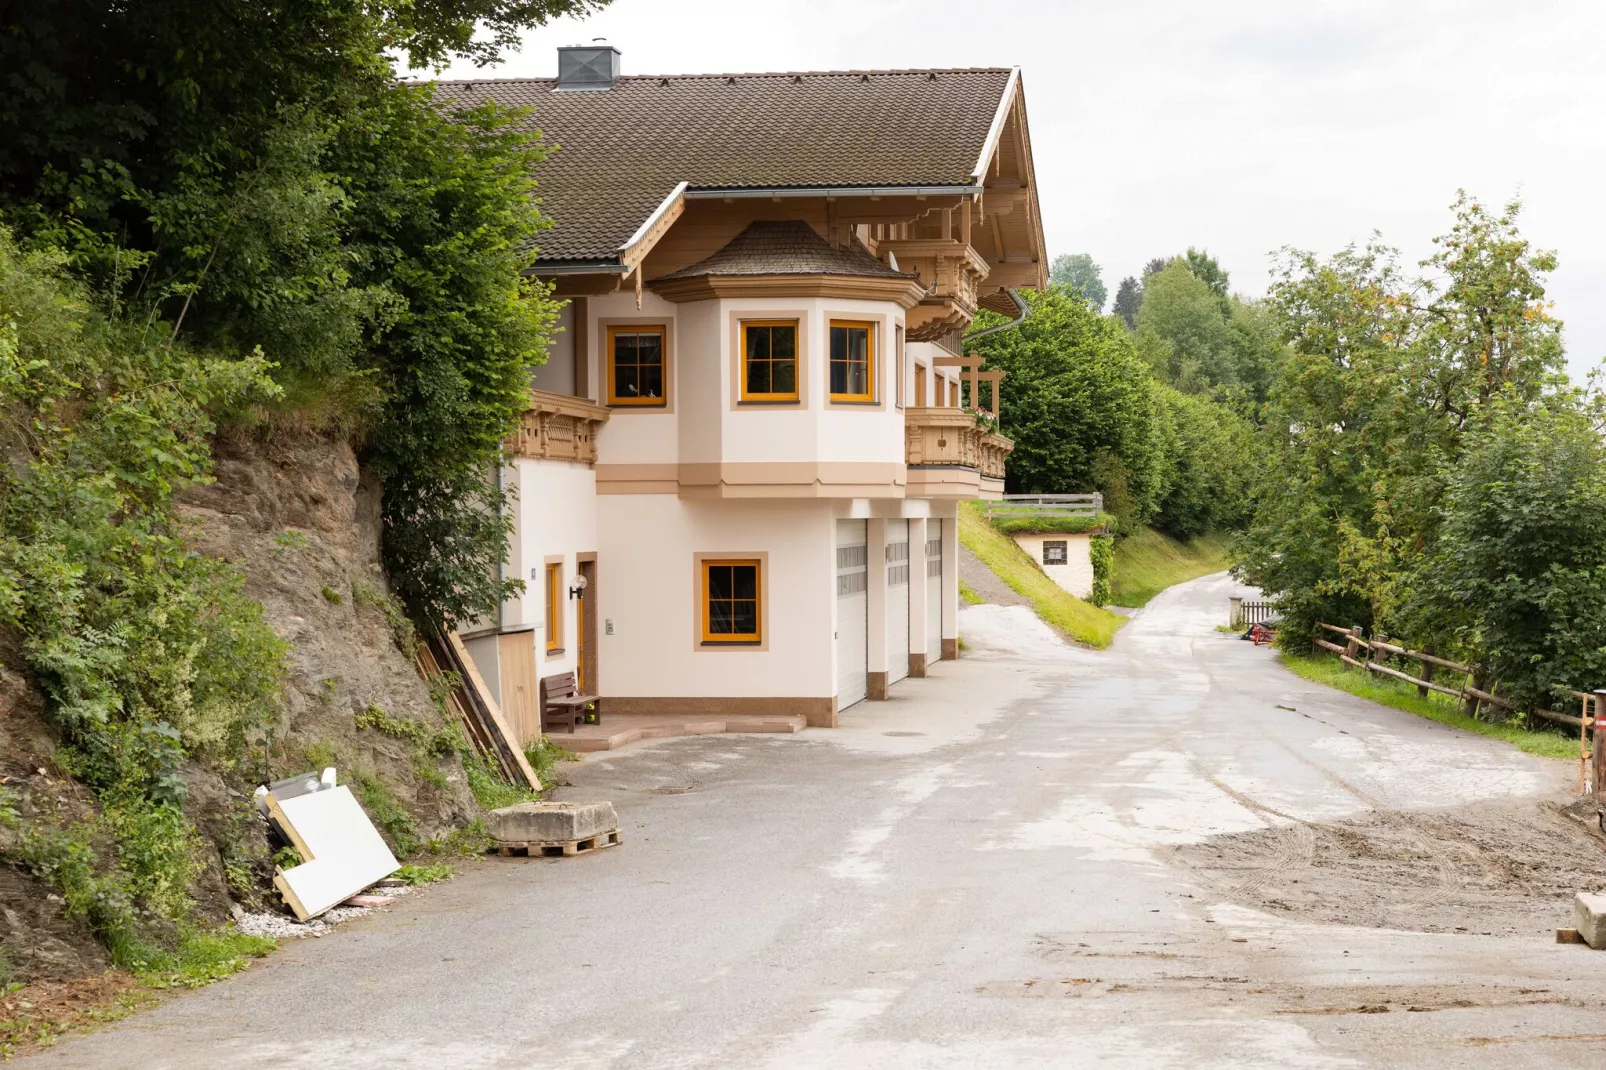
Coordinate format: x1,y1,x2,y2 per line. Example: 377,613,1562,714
30,573,1606,1069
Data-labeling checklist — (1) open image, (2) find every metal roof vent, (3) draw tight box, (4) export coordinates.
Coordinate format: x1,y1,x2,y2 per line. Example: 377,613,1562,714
557,40,621,91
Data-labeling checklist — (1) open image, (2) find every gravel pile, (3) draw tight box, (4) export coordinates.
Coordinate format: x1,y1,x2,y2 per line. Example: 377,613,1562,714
234,884,414,940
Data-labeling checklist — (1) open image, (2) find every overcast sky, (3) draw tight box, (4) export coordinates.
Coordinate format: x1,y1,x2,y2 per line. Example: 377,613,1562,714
418,0,1605,382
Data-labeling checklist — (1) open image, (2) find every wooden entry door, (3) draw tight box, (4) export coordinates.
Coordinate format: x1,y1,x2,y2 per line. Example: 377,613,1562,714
496,630,539,745
577,559,597,695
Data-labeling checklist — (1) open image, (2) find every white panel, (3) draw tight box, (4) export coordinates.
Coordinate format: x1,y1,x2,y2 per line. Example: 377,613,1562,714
271,786,399,922
886,519,910,686
927,520,943,661
836,519,868,709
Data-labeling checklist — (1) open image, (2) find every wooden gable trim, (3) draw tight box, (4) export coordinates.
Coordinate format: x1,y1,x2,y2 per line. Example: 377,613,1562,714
649,273,927,308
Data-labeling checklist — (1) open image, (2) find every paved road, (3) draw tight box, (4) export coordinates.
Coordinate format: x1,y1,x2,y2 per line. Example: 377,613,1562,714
32,573,1606,1068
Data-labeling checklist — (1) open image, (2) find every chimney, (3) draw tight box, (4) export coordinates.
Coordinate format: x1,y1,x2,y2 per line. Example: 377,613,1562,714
556,40,621,92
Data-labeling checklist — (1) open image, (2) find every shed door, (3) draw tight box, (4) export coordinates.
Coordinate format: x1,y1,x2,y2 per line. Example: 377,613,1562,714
835,520,868,710
926,521,943,662
886,520,910,687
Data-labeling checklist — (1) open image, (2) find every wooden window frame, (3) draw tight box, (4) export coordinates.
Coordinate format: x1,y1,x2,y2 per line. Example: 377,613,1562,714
739,320,801,403
544,561,564,653
606,324,669,408
828,319,877,403
700,558,762,645
894,325,905,410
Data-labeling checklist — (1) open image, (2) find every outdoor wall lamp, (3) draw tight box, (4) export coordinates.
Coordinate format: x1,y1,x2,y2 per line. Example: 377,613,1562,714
569,574,588,600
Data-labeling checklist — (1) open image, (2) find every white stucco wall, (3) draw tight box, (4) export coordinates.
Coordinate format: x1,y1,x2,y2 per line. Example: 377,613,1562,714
594,495,837,698
531,301,575,396
1010,532,1095,600
506,457,599,684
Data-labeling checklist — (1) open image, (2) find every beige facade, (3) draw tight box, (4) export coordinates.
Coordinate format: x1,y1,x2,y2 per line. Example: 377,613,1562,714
445,52,1046,736
1010,532,1096,601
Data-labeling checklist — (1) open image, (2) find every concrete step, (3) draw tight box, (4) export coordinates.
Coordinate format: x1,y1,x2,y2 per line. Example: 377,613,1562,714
559,715,807,753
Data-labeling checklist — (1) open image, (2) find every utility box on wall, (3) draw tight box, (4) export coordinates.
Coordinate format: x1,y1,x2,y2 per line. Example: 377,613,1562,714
1009,531,1096,600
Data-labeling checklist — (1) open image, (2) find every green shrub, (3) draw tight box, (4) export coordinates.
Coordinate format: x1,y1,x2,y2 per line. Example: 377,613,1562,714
1089,536,1113,607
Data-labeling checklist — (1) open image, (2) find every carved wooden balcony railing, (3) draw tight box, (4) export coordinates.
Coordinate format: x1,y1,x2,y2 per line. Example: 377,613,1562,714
506,390,611,464
904,407,1013,483
880,239,991,342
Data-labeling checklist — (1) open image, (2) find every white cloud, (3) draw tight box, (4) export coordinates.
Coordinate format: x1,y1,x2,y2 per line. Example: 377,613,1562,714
417,0,1606,380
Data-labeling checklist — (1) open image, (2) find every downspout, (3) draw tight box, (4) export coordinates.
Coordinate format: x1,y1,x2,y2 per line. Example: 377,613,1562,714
965,288,1030,341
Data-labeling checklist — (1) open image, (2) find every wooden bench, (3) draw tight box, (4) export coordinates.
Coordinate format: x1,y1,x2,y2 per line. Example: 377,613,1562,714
539,672,599,734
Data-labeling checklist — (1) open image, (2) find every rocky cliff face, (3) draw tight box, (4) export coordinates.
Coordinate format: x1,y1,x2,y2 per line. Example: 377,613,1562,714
0,429,476,985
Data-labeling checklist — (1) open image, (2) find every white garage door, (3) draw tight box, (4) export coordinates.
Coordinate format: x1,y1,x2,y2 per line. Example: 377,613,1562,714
887,520,910,687
836,520,868,710
926,521,943,662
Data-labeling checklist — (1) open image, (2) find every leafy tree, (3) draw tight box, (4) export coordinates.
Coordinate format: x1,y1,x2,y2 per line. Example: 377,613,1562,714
1049,252,1107,311
0,0,594,628
1152,386,1255,538
1134,262,1238,394
1183,248,1230,297
1420,394,1606,709
1236,195,1565,647
1143,257,1170,278
968,289,1169,529
1111,276,1143,329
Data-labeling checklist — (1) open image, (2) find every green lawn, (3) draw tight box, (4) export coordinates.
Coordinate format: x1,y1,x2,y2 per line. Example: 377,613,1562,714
1109,528,1232,607
1280,652,1577,760
957,503,1125,648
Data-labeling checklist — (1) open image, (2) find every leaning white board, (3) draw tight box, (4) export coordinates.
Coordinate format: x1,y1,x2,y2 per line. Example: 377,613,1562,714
270,786,399,922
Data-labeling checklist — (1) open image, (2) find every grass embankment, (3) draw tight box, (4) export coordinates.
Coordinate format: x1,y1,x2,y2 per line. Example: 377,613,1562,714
957,503,1124,648
1109,528,1232,607
1280,653,1576,760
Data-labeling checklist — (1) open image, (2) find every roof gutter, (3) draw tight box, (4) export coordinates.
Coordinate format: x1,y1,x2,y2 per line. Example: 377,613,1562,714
965,288,1030,341
685,184,978,200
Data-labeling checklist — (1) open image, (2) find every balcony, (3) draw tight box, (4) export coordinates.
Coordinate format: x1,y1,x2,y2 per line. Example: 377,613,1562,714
879,239,989,342
904,407,1013,500
507,390,611,464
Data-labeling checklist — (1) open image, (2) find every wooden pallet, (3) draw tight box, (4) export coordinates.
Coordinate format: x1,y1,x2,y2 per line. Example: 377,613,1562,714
497,829,622,858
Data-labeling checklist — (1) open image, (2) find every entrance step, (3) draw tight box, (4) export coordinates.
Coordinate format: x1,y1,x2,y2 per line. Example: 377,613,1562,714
556,714,807,753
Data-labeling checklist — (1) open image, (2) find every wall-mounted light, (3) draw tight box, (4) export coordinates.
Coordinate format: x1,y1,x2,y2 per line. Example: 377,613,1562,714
569,574,588,600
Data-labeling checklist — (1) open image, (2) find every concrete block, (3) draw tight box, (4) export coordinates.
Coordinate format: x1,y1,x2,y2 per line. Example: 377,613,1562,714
486,801,618,844
1572,893,1606,948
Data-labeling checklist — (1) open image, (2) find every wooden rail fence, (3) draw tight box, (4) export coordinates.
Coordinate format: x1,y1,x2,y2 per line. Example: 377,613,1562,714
983,493,1103,522
1313,621,1606,795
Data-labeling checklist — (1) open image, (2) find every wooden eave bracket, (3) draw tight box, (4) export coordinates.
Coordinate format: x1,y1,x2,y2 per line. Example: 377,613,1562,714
617,181,689,310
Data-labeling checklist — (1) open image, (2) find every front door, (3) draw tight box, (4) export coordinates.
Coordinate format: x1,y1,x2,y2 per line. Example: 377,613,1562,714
577,559,597,694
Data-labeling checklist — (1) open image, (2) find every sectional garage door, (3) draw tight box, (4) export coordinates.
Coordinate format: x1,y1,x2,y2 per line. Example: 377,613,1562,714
886,520,910,687
926,521,943,662
836,520,868,710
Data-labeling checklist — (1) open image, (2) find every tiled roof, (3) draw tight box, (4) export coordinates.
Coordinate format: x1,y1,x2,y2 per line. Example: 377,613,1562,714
431,68,1013,263
654,221,913,281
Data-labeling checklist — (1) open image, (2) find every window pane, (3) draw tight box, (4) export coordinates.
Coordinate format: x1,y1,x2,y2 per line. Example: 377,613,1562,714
748,358,771,394
709,601,733,634
733,565,756,600
846,359,867,396
616,367,639,397
829,360,847,395
773,327,795,361
830,326,846,363
747,326,771,362
773,360,796,395
708,565,733,600
733,601,757,635
848,328,868,365
639,365,662,398
636,334,663,367
615,335,637,364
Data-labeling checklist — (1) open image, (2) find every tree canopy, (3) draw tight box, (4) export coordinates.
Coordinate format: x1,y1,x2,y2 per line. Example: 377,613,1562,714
1049,252,1107,311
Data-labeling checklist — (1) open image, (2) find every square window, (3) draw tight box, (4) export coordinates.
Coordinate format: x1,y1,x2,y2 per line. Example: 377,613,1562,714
1043,541,1068,566
741,322,799,401
702,560,761,643
829,321,875,401
608,325,667,406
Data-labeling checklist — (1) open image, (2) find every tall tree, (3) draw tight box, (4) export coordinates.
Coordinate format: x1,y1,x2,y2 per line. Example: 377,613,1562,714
1050,252,1107,311
1111,276,1143,329
1236,194,1564,646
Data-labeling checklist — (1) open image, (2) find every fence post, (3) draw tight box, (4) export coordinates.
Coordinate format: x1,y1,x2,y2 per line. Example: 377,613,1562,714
1594,691,1606,800
1463,669,1485,721
1345,625,1361,663
1229,597,1243,628
1418,648,1434,699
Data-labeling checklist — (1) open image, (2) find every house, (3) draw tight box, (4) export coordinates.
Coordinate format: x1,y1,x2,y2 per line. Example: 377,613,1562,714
437,44,1046,742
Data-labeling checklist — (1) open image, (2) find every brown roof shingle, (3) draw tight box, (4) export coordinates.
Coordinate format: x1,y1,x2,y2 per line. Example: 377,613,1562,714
432,68,1013,263
653,220,913,281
